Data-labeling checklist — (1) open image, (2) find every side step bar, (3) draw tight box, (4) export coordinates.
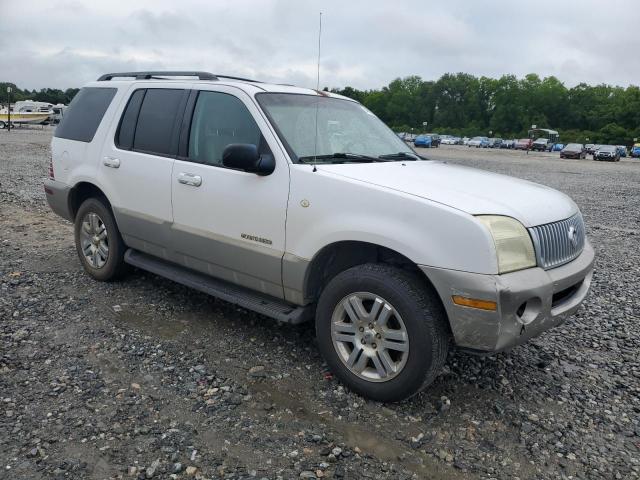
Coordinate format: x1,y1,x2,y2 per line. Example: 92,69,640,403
124,249,312,324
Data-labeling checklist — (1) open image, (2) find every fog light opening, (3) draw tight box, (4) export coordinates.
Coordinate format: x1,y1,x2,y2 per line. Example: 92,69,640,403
515,297,541,325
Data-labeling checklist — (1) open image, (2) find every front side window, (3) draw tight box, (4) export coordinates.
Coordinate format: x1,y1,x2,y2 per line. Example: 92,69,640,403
256,93,414,163
188,91,262,166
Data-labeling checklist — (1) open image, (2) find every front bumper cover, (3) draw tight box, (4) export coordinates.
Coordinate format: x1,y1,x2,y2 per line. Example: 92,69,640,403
420,241,595,352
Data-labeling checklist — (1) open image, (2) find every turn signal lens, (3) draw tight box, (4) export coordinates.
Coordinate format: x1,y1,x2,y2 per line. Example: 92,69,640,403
452,295,497,311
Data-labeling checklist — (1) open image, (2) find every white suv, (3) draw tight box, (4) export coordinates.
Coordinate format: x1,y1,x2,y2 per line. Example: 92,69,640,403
45,71,594,402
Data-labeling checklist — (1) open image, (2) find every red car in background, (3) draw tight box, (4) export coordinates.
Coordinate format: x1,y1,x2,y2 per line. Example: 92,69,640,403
514,138,533,150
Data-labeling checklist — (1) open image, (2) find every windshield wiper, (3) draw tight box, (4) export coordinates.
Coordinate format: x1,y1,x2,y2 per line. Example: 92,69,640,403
298,153,384,164
378,152,421,160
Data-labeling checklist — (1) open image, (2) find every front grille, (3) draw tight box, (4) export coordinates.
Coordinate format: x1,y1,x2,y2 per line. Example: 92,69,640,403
529,213,585,269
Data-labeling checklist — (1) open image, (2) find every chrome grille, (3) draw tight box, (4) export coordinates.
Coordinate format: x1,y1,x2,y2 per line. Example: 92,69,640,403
529,213,585,269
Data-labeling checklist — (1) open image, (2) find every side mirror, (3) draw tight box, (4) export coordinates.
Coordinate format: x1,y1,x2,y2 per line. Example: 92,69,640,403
222,144,275,176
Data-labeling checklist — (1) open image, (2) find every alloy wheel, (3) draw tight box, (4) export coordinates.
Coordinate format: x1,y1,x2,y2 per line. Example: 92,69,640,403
331,292,409,382
79,212,109,268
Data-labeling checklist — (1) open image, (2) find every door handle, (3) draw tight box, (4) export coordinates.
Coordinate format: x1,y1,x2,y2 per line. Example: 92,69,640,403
177,172,202,187
103,156,120,168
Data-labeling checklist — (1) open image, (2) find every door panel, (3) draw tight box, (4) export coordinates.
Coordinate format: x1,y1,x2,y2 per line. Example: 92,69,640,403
99,85,189,259
170,87,290,298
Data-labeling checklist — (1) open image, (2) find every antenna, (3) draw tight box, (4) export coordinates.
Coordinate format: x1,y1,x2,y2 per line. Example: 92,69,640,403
316,12,322,91
312,12,322,170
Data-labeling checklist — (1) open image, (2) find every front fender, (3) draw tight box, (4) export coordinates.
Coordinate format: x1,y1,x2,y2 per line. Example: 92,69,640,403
285,166,498,287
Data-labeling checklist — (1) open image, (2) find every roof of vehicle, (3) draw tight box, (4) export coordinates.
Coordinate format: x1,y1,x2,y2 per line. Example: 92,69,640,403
88,71,352,100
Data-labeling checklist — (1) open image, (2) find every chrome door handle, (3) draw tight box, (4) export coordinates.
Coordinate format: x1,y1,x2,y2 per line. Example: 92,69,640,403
103,156,120,168
177,172,202,187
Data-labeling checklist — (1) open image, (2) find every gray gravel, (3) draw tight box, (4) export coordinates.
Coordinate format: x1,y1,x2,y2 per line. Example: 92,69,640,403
1,128,639,479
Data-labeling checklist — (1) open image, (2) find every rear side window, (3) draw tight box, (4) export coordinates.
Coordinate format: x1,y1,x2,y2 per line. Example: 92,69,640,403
116,89,145,150
188,91,262,166
133,89,186,156
54,87,116,142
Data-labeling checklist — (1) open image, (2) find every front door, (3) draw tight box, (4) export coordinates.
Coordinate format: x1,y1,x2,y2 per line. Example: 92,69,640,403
170,87,290,299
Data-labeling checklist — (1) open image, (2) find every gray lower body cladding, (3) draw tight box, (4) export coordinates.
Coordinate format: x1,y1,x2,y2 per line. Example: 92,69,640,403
44,178,73,221
420,241,595,352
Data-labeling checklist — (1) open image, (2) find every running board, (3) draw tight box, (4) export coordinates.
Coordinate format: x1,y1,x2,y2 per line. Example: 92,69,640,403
124,249,312,324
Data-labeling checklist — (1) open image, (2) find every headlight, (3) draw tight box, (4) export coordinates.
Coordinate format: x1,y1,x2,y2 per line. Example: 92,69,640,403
477,215,536,274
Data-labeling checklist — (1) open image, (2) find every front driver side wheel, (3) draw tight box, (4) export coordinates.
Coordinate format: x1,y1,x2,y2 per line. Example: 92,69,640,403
316,263,449,402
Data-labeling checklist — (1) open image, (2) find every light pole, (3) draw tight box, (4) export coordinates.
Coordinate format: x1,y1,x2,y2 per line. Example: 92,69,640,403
6,86,11,132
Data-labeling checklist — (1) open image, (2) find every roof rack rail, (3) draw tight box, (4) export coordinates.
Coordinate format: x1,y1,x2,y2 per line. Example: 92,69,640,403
96,71,262,83
212,74,262,83
97,71,218,81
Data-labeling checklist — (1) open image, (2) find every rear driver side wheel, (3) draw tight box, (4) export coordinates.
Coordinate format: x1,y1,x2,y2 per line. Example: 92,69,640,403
74,198,128,281
316,263,449,402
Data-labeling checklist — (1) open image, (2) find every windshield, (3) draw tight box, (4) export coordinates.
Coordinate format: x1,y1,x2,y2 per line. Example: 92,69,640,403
565,143,582,149
600,145,615,152
256,93,415,163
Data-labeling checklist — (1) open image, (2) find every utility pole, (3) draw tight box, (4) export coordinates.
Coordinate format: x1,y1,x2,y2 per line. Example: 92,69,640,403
6,86,11,132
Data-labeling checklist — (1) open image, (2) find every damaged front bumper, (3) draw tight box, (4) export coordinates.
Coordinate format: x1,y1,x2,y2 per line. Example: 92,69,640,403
420,241,595,352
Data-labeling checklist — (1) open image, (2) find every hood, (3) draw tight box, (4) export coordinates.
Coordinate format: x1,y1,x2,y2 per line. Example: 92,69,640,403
318,160,577,227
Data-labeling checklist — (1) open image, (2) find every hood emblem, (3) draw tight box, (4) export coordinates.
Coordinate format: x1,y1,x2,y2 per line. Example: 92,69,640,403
567,226,578,247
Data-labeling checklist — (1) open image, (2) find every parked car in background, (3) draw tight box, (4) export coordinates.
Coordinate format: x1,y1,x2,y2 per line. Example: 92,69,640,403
594,145,620,162
425,134,441,147
552,143,564,152
560,143,586,159
500,139,515,149
585,144,597,154
631,143,640,158
488,138,503,148
515,138,533,150
440,135,455,145
616,146,627,158
468,136,489,148
531,138,553,152
462,137,470,145
413,134,432,148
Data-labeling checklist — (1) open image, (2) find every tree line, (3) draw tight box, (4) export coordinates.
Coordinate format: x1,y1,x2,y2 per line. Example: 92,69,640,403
331,73,640,145
0,83,80,107
3,74,639,145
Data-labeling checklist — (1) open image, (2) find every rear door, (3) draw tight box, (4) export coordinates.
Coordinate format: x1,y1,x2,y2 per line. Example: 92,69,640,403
170,86,290,299
100,85,189,258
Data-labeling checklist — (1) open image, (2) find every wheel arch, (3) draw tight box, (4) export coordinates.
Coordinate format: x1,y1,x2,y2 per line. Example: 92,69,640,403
68,182,112,220
300,240,444,311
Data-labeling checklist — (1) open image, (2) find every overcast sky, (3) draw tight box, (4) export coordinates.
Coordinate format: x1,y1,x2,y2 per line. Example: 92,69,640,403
1,0,638,91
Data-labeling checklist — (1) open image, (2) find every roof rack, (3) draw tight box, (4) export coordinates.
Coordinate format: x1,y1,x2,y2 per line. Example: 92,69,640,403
96,71,261,83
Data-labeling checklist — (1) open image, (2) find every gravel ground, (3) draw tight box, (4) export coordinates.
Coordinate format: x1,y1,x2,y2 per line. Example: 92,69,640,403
1,127,638,480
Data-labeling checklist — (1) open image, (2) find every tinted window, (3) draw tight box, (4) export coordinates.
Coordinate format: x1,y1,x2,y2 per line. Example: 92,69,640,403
133,89,185,156
54,87,116,142
116,89,145,150
189,91,262,166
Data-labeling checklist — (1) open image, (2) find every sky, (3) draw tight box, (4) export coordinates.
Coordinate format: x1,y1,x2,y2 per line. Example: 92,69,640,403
1,0,639,91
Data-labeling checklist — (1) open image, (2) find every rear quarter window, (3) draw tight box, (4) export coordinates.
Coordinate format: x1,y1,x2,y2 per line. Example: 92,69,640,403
54,87,117,142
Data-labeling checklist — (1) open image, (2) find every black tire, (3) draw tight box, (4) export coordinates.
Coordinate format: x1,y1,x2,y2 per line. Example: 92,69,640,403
315,263,449,402
74,197,128,281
